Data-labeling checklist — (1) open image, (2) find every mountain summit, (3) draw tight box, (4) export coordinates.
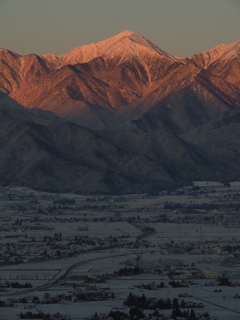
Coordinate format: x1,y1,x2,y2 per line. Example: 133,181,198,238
0,31,240,192
41,30,180,67
1,31,240,131
190,39,240,68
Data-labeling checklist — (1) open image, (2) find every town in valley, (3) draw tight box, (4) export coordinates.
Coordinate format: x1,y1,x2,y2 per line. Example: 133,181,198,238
1,181,240,320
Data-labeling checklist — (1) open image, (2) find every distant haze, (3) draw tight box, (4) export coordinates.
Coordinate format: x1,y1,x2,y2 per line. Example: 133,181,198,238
0,0,239,57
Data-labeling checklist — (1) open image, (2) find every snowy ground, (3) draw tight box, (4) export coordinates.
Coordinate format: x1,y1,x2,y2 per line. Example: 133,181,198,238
1,183,240,319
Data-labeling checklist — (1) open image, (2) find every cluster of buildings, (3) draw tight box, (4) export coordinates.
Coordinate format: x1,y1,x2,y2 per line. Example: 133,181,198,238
0,233,133,266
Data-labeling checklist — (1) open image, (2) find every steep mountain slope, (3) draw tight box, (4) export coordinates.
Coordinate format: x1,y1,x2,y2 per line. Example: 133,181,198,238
1,32,240,192
120,72,240,135
0,102,61,126
42,30,181,67
1,31,240,132
1,114,240,194
1,31,186,130
181,109,240,152
189,40,240,69
0,49,53,98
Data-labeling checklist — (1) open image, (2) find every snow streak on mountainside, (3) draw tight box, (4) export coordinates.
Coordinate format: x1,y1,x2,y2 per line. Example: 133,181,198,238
1,31,240,193
0,30,240,132
189,40,240,68
42,30,181,67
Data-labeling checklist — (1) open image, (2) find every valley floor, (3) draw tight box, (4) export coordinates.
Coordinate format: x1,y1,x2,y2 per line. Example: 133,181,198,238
1,181,240,320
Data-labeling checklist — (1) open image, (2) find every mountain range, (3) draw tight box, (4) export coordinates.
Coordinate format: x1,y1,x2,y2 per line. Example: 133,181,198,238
1,30,240,193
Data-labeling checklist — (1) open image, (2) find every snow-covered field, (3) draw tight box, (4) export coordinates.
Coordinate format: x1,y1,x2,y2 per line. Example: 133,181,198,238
1,183,240,319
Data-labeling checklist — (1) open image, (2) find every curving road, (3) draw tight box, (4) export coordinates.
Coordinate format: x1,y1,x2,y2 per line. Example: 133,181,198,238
0,249,146,297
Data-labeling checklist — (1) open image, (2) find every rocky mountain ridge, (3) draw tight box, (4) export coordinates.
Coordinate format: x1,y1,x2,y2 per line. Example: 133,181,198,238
1,31,240,132
1,31,240,193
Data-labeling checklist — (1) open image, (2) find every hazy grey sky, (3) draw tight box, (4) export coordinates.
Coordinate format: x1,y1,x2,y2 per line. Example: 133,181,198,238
1,0,239,57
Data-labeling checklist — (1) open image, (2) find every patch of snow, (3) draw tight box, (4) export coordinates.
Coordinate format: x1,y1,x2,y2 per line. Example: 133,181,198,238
191,39,240,68
42,30,182,67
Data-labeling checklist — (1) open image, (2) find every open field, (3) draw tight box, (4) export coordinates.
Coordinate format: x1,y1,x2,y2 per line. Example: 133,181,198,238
1,182,240,319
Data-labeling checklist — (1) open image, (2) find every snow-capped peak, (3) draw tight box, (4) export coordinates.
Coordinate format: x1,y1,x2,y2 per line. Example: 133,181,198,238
216,40,240,60
96,30,180,62
124,32,179,61
190,39,240,68
41,30,180,66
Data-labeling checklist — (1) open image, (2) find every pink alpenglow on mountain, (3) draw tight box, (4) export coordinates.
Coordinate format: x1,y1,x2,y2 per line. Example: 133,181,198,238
0,31,240,193
1,30,240,132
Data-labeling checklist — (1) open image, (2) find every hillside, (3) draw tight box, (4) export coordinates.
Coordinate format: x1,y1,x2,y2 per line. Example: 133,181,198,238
0,31,240,192
0,104,239,193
